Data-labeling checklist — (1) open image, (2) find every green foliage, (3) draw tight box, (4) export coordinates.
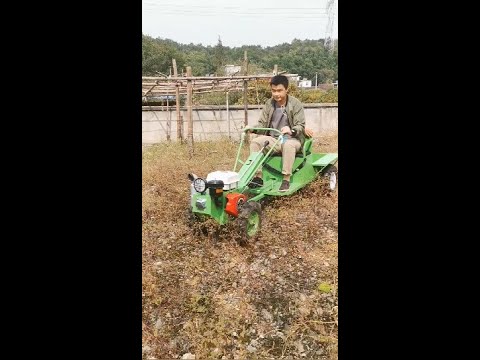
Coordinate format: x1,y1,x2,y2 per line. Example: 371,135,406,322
213,36,226,75
295,89,325,103
184,51,215,76
316,68,336,84
318,88,338,103
259,39,338,83
142,35,184,76
234,79,271,105
193,91,242,106
142,35,338,103
231,80,338,105
294,88,338,103
142,35,337,82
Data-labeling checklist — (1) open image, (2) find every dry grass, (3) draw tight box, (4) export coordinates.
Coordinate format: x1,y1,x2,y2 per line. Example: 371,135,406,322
142,132,338,359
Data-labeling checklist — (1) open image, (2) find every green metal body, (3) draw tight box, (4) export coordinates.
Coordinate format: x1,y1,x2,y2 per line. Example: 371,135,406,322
191,191,231,225
190,128,338,225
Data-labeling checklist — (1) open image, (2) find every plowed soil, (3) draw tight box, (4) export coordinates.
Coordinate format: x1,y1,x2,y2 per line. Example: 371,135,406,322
142,133,338,360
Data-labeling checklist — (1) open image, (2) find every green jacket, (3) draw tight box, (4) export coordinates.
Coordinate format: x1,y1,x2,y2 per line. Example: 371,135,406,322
251,95,306,147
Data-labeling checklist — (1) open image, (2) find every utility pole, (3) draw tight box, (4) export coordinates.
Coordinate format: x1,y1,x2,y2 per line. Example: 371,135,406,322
315,73,318,90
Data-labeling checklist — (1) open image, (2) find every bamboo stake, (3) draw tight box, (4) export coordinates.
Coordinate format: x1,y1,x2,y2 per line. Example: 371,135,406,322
226,91,230,140
243,50,248,127
186,66,193,157
166,94,171,141
172,59,182,142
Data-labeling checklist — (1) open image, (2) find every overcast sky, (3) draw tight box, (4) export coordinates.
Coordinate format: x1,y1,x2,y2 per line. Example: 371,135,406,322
142,0,338,48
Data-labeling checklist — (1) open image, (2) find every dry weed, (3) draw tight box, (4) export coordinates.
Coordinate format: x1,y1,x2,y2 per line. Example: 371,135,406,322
143,133,338,359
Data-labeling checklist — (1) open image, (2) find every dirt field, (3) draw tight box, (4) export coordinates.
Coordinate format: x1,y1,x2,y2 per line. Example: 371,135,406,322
142,133,338,359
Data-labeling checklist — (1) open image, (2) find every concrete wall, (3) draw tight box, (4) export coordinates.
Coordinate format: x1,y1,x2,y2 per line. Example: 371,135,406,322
142,104,337,144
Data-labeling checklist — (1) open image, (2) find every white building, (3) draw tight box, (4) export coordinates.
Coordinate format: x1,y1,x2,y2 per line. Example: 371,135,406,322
225,65,242,75
298,79,312,88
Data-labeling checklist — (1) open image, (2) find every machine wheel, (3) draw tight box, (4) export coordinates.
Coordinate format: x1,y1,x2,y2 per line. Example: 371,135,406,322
236,201,262,246
321,165,338,191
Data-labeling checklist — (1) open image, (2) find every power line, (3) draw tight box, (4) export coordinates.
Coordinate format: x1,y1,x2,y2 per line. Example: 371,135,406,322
143,2,328,11
143,12,329,18
143,4,328,13
142,8,329,15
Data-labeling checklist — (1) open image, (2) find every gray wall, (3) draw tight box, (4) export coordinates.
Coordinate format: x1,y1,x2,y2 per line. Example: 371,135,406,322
142,104,337,144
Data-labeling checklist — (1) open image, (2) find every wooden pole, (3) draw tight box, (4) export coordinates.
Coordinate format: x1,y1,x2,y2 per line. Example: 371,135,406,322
186,66,194,157
226,91,230,140
166,95,171,141
243,50,248,127
172,59,182,142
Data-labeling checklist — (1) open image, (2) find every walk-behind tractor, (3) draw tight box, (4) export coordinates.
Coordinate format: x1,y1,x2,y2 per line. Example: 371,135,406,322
188,128,338,245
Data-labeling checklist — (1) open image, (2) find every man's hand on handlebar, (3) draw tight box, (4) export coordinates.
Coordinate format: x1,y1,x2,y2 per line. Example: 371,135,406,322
280,126,292,135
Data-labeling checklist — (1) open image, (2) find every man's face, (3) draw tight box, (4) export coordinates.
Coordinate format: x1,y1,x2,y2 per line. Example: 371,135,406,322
271,84,288,104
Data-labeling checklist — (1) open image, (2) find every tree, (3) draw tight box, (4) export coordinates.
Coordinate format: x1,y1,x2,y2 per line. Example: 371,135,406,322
142,35,184,76
184,50,215,76
213,36,226,75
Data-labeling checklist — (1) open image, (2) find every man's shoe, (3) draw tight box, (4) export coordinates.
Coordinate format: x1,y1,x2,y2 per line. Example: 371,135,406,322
249,176,263,188
279,180,290,192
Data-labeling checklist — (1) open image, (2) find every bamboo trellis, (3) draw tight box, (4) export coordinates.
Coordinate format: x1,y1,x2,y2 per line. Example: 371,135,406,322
142,59,296,157
142,75,275,96
141,74,278,152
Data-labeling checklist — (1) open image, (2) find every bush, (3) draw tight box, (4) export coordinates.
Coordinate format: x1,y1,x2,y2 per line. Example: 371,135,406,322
192,81,338,105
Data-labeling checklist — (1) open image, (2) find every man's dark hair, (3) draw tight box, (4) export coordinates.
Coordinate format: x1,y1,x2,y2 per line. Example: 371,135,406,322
270,74,289,89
